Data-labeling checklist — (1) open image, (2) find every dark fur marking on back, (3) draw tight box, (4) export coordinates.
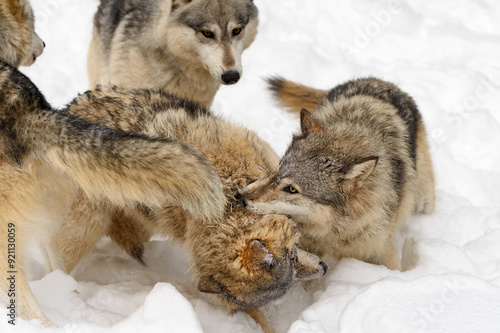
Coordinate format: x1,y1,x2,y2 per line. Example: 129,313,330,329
160,91,210,118
390,157,406,206
326,78,419,167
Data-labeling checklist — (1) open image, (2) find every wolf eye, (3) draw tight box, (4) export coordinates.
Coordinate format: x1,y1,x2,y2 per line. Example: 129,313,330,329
201,30,214,39
283,185,299,194
232,27,243,36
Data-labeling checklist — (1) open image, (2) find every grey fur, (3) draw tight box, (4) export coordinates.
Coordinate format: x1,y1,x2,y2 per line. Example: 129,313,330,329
243,77,436,270
89,0,259,107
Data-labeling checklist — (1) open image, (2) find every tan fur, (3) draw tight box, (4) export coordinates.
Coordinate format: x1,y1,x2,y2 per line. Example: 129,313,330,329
58,86,327,332
414,123,436,214
267,77,328,114
88,0,258,108
0,65,225,325
243,77,436,271
245,308,274,333
0,0,44,67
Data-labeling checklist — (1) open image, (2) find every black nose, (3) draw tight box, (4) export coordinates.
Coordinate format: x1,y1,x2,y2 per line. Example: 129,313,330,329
235,192,247,207
320,261,328,275
221,71,240,85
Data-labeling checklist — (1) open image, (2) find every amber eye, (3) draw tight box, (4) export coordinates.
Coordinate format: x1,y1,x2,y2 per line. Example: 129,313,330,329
283,185,299,194
201,30,214,39
232,27,242,36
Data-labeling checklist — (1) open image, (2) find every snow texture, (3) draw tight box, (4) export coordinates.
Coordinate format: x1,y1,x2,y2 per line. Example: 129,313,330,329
2,0,500,332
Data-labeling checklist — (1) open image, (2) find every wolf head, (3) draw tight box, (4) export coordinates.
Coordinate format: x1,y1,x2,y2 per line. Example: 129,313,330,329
166,0,258,85
0,0,45,67
242,109,379,239
196,208,327,311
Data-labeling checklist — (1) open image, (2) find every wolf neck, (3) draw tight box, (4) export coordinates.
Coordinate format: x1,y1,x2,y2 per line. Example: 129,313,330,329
148,45,219,108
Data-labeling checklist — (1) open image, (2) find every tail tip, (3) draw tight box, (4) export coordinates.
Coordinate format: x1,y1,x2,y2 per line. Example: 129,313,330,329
130,248,147,266
266,76,285,97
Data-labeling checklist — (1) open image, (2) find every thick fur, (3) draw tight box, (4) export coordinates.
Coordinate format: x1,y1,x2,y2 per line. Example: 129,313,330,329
58,86,327,332
242,77,435,270
0,0,44,67
0,63,226,325
267,77,328,114
88,0,258,108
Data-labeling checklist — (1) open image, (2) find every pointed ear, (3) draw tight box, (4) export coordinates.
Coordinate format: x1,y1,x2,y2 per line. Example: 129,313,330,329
293,248,328,281
242,239,274,272
198,275,225,294
342,157,378,194
300,108,326,136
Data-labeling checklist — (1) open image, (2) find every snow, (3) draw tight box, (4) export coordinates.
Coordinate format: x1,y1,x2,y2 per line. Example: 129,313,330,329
2,0,500,332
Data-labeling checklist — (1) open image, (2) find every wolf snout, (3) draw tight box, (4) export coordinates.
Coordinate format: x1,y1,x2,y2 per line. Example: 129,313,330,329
294,248,329,281
221,70,240,85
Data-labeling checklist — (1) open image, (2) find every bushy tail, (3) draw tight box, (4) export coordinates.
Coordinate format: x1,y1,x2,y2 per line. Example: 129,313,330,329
32,110,226,221
267,77,329,114
0,62,224,221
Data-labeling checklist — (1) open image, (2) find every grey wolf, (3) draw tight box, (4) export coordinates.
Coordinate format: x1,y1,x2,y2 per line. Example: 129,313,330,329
241,77,435,270
0,63,225,325
0,0,45,67
87,0,258,108
58,85,327,333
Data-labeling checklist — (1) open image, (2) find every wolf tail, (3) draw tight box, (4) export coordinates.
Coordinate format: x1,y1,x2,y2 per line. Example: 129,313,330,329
0,63,225,222
267,77,329,114
37,112,225,220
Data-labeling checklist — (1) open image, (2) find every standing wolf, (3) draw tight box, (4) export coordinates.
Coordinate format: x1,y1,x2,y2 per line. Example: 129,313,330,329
242,77,435,270
88,0,258,108
57,86,327,333
0,0,45,67
0,63,225,325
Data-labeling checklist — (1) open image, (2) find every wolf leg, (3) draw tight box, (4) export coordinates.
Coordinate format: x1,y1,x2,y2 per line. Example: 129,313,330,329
1,219,51,325
60,193,112,273
245,308,274,333
415,122,436,214
40,236,65,273
379,242,401,271
107,211,152,265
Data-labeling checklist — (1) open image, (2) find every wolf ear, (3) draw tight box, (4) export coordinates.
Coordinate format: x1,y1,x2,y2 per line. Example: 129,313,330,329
172,0,192,11
300,108,326,136
198,275,225,294
242,239,274,272
342,157,378,195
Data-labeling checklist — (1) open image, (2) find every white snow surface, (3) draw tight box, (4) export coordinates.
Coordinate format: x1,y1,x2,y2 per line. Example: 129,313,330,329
2,0,500,332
